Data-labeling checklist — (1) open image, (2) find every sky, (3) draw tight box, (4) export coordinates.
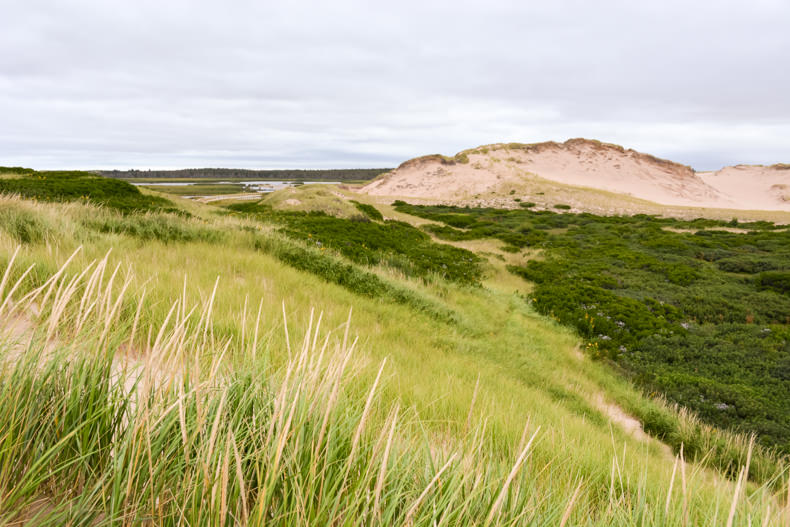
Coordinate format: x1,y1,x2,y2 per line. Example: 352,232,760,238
1,0,789,171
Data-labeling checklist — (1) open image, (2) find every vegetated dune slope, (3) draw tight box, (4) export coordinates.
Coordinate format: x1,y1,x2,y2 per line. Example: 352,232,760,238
360,138,790,211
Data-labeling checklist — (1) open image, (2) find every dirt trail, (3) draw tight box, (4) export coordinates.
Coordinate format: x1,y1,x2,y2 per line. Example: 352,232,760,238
592,393,656,444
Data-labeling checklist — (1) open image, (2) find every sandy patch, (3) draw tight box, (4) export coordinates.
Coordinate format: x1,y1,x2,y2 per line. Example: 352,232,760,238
593,393,653,443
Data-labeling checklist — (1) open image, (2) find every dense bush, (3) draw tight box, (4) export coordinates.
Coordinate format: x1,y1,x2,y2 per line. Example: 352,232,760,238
716,256,778,274
350,200,384,221
0,166,36,175
0,170,178,213
229,203,483,286
756,271,790,296
395,203,790,452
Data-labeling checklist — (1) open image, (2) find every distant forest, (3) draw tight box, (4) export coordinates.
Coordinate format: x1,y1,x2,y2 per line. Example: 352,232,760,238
98,168,392,181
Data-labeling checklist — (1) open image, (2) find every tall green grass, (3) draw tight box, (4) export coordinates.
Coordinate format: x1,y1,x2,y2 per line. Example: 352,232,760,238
2,193,790,525
0,249,787,525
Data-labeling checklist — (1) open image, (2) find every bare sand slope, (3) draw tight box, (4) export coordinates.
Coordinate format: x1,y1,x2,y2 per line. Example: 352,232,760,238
361,139,790,212
698,164,790,210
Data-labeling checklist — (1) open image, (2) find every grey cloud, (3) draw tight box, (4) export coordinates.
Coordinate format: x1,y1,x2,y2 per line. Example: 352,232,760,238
1,0,789,170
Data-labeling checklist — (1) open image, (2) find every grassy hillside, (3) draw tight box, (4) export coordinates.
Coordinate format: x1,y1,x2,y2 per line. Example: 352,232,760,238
0,174,788,524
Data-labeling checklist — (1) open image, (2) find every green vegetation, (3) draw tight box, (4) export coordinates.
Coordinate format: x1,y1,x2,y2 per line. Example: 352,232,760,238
1,173,789,524
351,200,384,221
257,185,362,218
139,182,247,196
0,166,35,175
252,235,456,323
230,201,483,286
0,257,524,525
1,251,777,525
0,168,177,213
393,202,790,458
757,271,790,296
100,167,391,181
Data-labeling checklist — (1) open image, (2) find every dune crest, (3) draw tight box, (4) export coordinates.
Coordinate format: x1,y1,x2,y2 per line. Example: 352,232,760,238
361,139,790,211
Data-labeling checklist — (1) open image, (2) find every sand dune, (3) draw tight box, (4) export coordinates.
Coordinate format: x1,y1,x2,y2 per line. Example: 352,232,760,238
360,139,790,212
698,165,790,210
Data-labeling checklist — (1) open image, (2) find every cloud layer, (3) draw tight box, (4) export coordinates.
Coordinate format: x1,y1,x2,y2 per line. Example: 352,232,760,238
2,0,789,170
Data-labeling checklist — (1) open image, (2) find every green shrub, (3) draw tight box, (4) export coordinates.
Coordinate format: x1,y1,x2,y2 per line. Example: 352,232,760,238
0,170,178,213
756,271,790,296
0,166,35,175
350,200,384,221
717,257,779,274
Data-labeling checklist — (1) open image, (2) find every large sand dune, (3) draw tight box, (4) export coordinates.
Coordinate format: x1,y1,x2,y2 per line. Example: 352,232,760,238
360,139,790,212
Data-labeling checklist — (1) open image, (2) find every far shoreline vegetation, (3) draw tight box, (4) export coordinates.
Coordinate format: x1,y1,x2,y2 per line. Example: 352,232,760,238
98,167,391,181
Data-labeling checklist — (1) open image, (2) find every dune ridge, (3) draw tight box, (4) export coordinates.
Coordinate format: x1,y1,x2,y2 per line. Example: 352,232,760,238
361,138,790,212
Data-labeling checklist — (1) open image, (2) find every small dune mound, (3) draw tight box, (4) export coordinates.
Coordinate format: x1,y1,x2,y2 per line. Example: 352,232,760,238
259,185,360,218
361,139,790,212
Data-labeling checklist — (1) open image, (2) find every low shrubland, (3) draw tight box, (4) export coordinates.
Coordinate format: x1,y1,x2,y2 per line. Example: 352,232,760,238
394,203,790,460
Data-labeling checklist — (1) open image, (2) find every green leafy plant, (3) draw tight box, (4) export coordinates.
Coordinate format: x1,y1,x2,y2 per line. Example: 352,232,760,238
350,200,384,221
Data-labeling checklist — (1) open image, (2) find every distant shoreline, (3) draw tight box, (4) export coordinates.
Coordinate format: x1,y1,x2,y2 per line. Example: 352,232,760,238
98,167,392,181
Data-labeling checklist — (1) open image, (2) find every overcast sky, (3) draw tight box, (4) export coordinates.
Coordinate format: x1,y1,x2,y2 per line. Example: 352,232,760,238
1,0,789,170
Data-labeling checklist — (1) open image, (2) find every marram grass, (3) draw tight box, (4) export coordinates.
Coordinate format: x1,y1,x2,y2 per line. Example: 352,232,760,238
0,249,788,526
